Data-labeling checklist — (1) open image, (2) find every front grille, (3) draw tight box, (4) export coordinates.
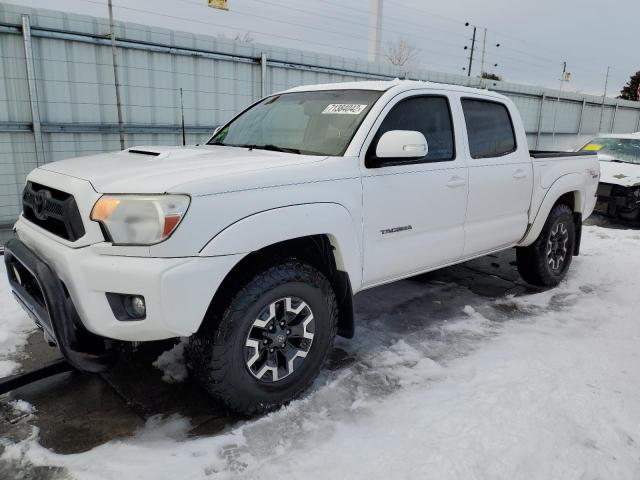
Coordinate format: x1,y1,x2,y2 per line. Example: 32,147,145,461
611,184,632,198
22,182,85,241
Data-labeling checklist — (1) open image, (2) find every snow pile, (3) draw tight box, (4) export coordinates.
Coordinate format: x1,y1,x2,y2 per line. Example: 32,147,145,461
0,265,35,376
3,226,640,479
9,399,36,416
152,339,188,383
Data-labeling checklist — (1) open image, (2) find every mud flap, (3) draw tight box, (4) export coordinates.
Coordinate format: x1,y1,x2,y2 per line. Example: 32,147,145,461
573,213,582,256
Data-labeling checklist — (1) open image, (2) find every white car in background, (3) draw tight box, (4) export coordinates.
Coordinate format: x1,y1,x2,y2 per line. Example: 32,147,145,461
579,133,640,222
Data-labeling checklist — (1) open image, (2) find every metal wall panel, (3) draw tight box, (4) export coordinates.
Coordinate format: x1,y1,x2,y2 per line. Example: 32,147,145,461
581,104,607,134
613,107,639,133
0,37,32,124
540,99,581,134
1,2,640,241
509,95,540,133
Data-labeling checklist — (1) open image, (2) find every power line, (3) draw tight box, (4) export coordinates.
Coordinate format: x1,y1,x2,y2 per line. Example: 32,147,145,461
159,0,592,80
369,0,634,80
74,0,391,61
2,1,631,93
177,0,470,67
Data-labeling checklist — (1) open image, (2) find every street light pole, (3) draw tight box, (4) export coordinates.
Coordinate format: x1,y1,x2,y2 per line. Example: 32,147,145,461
479,29,500,78
598,66,610,133
480,28,487,75
551,61,568,145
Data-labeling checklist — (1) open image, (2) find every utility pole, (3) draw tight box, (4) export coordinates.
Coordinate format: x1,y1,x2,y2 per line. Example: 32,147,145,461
108,0,125,150
367,0,383,63
466,24,477,77
598,66,610,133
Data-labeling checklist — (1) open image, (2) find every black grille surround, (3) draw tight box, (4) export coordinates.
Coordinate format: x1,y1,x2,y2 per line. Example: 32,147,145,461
22,182,86,241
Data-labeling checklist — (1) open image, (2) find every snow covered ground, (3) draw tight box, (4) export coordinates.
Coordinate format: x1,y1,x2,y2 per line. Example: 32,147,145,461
2,225,640,479
0,271,34,378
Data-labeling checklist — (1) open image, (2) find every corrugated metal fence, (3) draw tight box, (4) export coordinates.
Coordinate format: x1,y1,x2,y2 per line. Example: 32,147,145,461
2,3,640,243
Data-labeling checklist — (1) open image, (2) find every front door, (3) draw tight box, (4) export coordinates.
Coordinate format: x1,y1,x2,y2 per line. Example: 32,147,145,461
361,92,469,286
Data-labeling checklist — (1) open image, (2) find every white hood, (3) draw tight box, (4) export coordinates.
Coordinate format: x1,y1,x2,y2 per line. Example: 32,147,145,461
38,145,325,194
599,160,640,188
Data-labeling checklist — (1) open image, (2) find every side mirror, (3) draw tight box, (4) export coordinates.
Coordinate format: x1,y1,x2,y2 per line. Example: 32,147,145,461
375,130,428,159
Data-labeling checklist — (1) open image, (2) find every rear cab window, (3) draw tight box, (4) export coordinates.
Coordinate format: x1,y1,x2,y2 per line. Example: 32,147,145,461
461,98,517,159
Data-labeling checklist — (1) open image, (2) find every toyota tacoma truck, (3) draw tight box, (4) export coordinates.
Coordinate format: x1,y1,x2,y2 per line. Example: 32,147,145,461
4,80,600,415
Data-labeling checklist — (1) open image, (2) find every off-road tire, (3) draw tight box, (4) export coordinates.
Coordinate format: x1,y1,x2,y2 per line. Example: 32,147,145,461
516,204,575,287
187,259,338,416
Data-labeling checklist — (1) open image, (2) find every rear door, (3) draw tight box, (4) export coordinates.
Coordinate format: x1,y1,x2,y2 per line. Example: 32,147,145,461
360,90,469,285
460,96,533,256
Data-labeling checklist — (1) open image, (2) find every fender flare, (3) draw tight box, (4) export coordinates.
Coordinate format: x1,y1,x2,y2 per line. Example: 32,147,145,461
519,173,585,247
199,203,363,291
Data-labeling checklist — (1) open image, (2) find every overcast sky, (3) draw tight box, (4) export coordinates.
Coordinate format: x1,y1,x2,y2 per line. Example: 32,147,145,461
6,0,639,96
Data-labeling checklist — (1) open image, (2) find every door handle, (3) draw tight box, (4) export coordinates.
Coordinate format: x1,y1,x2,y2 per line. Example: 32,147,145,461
446,177,467,188
513,170,528,179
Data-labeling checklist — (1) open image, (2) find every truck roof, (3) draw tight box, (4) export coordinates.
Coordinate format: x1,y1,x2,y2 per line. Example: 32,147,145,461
281,79,509,101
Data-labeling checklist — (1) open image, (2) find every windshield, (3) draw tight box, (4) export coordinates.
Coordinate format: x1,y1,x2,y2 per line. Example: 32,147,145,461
580,137,640,164
207,89,383,156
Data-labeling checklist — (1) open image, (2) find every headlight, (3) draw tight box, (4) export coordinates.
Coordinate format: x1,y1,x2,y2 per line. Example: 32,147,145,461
91,194,190,245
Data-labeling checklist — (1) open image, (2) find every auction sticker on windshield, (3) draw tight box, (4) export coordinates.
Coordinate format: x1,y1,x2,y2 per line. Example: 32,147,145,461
322,104,368,114
582,143,604,151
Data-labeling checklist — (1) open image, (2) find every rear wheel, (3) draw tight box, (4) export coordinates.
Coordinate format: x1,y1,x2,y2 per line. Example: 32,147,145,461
187,259,337,416
516,204,575,287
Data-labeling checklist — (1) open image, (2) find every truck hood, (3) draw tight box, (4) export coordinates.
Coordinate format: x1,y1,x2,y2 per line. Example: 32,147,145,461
599,160,640,188
38,145,326,194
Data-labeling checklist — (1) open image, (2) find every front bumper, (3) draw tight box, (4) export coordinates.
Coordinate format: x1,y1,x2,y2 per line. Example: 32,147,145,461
4,239,116,372
10,217,243,343
595,183,640,222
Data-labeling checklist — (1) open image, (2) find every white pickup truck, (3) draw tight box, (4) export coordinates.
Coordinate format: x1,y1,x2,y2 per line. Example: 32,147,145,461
4,80,599,414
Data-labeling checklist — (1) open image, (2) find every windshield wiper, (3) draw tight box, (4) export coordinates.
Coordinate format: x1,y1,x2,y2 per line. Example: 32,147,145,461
237,144,301,154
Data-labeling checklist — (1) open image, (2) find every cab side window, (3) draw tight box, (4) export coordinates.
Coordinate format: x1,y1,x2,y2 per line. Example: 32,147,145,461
367,96,455,165
461,98,516,159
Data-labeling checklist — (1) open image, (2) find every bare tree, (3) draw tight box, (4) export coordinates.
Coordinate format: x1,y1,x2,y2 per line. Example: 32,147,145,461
233,31,255,44
218,31,255,44
384,38,418,76
481,72,502,81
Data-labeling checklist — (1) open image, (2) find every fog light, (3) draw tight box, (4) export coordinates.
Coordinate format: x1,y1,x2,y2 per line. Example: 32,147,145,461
124,295,146,319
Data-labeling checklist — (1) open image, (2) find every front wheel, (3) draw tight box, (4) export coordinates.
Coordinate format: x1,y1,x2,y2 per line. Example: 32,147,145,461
516,204,576,287
187,259,338,416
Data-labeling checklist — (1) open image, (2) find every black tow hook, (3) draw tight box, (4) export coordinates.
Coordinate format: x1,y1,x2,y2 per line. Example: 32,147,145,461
0,358,72,395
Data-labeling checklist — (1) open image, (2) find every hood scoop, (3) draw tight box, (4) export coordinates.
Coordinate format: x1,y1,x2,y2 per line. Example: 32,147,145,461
128,148,162,156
